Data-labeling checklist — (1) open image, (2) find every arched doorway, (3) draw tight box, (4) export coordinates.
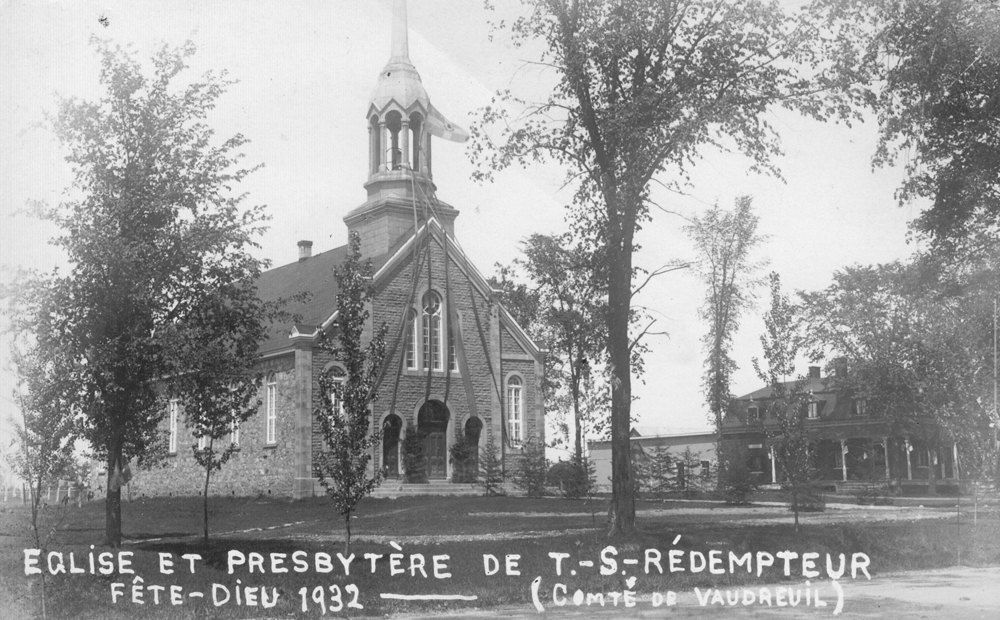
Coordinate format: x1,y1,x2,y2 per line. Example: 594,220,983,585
418,401,449,479
382,414,402,478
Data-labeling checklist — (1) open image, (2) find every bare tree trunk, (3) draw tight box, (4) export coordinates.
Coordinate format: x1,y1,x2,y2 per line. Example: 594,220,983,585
105,449,122,547
203,463,212,544
345,512,352,553
606,246,635,538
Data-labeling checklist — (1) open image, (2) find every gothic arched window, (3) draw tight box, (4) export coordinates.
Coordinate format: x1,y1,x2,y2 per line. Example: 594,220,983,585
422,291,443,371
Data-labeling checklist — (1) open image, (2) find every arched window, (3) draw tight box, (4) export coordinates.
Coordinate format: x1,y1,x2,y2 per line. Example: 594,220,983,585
507,375,523,445
265,373,277,444
168,400,179,454
422,291,443,371
404,308,418,370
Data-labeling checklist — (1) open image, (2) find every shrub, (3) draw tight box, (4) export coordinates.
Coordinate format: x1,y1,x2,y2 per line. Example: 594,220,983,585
512,440,548,497
718,440,757,505
449,437,477,483
402,431,426,483
549,453,595,499
478,434,505,496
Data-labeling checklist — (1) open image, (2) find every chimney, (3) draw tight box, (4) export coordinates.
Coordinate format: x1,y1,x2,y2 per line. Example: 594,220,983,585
297,240,313,261
808,366,821,379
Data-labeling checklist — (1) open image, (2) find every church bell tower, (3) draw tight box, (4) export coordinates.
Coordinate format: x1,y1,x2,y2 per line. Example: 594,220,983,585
344,0,465,259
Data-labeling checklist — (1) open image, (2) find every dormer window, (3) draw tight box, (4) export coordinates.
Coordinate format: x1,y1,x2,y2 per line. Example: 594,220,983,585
807,401,819,419
852,398,868,417
747,405,760,422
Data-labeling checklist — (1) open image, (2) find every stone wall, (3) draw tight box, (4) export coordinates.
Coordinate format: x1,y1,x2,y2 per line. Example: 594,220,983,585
131,354,299,498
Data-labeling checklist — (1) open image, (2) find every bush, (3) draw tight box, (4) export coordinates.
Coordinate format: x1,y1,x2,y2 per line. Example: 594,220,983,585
718,440,757,505
477,434,505,496
512,440,548,498
402,431,426,483
549,453,595,499
449,437,477,483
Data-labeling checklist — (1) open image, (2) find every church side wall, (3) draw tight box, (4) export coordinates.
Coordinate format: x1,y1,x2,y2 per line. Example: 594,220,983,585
129,354,299,498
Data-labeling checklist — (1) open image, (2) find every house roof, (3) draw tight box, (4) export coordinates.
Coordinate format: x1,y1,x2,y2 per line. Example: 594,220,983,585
736,376,833,401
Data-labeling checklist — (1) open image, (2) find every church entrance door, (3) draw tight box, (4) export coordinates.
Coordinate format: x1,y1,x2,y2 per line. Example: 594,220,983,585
418,401,449,480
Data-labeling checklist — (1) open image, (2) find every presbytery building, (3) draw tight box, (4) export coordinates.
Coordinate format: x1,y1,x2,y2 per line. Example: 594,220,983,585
721,365,960,492
135,0,545,499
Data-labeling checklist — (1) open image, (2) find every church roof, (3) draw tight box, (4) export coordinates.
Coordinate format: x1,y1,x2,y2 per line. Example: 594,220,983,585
255,245,393,355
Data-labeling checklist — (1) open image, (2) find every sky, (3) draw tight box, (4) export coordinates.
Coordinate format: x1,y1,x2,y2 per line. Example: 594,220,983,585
0,0,926,466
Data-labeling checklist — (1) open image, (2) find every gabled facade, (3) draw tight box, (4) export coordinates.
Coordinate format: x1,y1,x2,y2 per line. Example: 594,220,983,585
135,0,544,499
721,365,959,491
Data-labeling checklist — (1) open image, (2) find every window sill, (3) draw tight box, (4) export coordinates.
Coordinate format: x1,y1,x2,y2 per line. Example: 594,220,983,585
263,443,278,450
403,368,462,378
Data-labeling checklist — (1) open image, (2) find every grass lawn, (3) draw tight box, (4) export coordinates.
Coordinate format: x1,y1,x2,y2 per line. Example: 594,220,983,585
2,494,998,619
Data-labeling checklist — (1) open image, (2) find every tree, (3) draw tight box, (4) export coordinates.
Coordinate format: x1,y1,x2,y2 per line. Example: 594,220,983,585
502,234,608,461
799,258,999,494
686,196,767,484
3,40,269,546
5,344,75,620
314,230,388,550
512,439,549,497
753,273,822,532
472,0,859,537
478,434,506,496
816,0,1000,259
163,274,276,543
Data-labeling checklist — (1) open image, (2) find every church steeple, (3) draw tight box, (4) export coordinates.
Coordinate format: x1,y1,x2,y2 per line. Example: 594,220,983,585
366,0,434,188
347,0,466,259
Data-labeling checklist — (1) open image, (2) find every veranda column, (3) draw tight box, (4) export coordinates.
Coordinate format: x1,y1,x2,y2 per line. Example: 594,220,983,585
840,439,848,482
904,437,913,480
770,445,777,483
882,437,890,479
952,443,960,481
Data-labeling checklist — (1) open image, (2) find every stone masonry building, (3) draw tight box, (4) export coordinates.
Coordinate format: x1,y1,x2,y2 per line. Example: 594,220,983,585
135,0,545,499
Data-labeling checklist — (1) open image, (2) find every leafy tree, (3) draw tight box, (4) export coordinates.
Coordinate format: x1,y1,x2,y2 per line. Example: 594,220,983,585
314,231,388,550
753,273,822,532
478,434,506,496
4,40,268,546
5,343,75,620
472,0,858,537
686,196,767,484
501,234,608,461
799,258,999,494
164,275,275,543
816,0,1000,259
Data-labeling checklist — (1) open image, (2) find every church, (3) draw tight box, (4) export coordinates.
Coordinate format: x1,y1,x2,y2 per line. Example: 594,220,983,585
137,1,545,499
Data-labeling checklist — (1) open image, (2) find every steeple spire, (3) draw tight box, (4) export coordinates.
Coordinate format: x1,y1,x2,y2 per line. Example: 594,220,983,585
390,0,410,63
